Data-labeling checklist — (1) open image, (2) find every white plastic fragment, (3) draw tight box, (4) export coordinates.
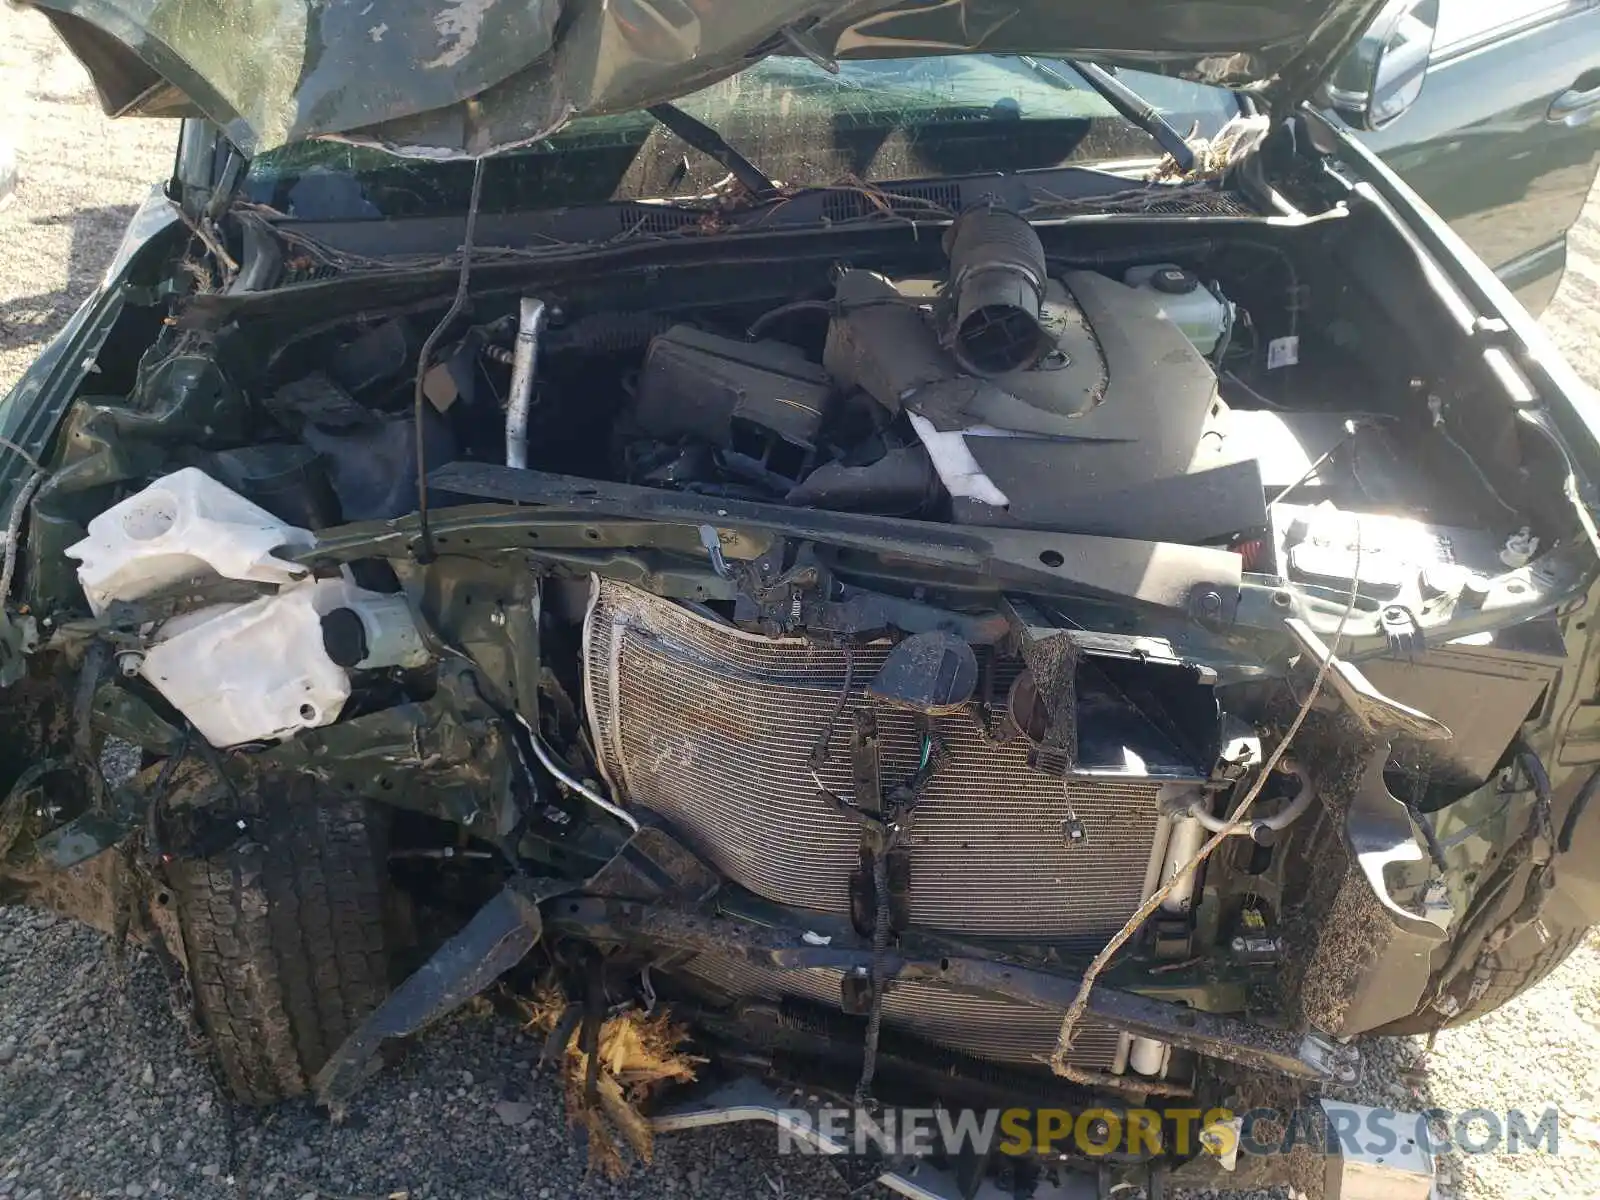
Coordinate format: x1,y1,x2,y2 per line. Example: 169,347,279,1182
906,413,1011,508
65,467,315,615
1266,334,1300,369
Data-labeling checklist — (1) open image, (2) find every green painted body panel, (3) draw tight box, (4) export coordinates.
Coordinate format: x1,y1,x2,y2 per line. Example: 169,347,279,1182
1361,2,1600,312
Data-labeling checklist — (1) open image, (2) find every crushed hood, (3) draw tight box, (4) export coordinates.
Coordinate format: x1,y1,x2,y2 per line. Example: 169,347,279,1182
30,0,1384,158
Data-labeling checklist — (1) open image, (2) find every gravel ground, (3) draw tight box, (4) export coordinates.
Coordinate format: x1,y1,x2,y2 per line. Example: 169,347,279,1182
2,10,1598,1200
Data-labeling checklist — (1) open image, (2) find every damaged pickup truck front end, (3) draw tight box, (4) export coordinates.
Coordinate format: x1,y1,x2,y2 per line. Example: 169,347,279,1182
6,2,1600,1196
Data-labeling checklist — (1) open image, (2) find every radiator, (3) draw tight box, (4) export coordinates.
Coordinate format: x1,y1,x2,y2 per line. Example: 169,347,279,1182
582,578,1183,1070
583,578,1168,946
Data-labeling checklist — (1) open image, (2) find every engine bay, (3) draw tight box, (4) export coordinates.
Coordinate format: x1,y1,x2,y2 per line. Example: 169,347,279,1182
128,199,1555,585
27,195,1582,759
242,211,1270,544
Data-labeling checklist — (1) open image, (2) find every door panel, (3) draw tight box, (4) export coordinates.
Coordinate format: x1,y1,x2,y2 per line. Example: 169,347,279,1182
1360,0,1600,311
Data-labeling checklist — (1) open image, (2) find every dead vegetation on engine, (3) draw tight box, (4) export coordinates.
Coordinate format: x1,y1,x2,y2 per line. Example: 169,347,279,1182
519,987,704,1179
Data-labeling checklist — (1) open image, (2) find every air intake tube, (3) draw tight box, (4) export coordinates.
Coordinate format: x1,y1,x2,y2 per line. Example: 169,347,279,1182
940,206,1050,376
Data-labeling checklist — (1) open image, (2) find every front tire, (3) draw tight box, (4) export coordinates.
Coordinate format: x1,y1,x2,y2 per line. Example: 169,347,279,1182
168,782,391,1105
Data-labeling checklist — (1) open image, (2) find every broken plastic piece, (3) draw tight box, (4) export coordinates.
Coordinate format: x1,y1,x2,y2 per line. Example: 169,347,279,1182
1266,335,1300,369
66,468,314,615
316,881,553,1116
1285,618,1451,741
906,414,1010,508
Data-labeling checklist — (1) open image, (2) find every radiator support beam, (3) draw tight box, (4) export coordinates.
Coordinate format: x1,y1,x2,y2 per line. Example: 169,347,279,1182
543,896,1359,1083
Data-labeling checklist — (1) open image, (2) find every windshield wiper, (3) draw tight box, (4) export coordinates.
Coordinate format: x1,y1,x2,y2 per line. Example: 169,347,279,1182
645,102,778,199
1017,56,1196,174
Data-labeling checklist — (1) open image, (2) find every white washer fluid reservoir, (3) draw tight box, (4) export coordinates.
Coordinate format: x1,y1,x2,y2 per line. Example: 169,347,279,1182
138,576,429,748
65,467,315,616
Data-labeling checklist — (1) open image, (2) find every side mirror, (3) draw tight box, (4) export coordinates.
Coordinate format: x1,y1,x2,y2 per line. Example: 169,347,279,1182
1327,0,1440,131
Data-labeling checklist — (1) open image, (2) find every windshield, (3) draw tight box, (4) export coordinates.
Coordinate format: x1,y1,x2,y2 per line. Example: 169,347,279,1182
244,56,1239,221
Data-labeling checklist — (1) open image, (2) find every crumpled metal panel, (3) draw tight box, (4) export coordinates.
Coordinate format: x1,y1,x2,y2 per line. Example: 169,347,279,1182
584,578,1165,946
33,0,1391,158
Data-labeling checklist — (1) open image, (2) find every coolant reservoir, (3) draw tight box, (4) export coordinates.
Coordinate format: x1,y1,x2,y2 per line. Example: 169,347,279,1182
1121,264,1232,357
66,467,315,615
139,577,429,748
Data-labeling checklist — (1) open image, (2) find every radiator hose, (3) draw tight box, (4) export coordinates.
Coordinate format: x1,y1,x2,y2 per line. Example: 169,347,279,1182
1184,762,1317,842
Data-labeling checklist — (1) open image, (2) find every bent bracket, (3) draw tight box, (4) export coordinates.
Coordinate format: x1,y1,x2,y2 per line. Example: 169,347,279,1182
313,823,717,1113
314,879,557,1115
1346,747,1454,940
1285,618,1452,741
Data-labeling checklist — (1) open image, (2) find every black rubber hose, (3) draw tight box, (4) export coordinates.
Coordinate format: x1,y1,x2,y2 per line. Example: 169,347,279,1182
1559,763,1600,854
942,206,1050,376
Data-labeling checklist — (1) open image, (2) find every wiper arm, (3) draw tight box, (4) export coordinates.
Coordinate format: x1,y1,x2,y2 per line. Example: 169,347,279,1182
645,102,778,199
1018,56,1196,174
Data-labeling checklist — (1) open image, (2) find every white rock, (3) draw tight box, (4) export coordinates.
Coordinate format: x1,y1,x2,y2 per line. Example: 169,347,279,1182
493,1100,535,1127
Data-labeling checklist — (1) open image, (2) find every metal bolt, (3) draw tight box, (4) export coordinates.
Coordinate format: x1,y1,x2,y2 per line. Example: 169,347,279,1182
116,651,143,678
1231,936,1247,952
1200,590,1222,615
